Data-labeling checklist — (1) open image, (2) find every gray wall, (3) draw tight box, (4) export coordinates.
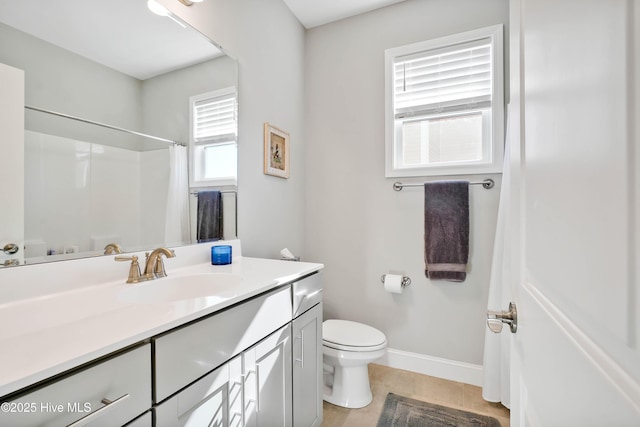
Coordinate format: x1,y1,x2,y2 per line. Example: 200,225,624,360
160,0,307,259
141,55,237,146
169,0,508,366
304,0,508,365
0,23,144,150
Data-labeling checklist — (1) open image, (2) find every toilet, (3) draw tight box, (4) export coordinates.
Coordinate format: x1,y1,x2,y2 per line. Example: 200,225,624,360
322,319,387,408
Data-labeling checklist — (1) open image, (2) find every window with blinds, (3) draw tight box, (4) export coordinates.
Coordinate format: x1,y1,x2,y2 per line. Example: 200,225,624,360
193,92,237,145
385,25,504,177
190,87,237,186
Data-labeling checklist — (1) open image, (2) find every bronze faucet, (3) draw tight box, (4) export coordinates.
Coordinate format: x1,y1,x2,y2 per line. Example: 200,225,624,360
104,242,122,255
115,247,175,283
143,247,176,280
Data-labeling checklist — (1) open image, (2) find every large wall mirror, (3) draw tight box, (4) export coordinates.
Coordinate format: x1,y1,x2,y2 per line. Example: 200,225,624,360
0,0,238,266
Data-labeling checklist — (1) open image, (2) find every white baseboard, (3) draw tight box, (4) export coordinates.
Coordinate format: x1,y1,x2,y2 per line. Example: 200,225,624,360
377,348,483,387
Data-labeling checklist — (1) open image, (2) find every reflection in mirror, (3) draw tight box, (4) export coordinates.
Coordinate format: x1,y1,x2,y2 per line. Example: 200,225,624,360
0,0,238,266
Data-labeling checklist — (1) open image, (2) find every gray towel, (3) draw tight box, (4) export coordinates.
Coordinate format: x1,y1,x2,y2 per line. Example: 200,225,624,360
197,191,223,243
424,180,469,282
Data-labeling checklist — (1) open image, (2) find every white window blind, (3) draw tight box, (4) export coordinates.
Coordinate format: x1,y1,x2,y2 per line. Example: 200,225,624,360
384,25,504,178
193,91,237,145
393,39,492,119
190,87,238,187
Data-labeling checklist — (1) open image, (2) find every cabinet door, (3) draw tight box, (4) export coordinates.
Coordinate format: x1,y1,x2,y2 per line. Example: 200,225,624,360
244,325,292,427
155,355,243,427
292,304,323,427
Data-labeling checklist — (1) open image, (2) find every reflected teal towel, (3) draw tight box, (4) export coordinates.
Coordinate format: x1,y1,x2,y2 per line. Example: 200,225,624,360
424,181,469,282
197,191,223,243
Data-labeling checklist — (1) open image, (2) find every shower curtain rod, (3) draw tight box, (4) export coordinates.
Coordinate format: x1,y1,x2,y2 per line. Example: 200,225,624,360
393,179,495,191
25,105,187,147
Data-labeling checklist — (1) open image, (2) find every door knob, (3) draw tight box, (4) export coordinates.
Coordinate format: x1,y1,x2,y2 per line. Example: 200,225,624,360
487,302,517,333
3,243,19,255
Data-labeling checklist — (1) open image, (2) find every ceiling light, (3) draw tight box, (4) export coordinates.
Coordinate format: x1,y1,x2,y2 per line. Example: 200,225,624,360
147,0,187,28
177,0,204,5
147,0,169,16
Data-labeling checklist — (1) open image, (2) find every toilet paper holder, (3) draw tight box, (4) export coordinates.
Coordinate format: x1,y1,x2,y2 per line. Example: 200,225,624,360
380,274,411,288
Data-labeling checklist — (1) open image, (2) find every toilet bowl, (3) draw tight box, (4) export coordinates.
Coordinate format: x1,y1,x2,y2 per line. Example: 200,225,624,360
322,319,387,409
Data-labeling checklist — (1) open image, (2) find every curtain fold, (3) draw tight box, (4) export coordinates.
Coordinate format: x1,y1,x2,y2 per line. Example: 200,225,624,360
481,109,512,408
164,145,190,246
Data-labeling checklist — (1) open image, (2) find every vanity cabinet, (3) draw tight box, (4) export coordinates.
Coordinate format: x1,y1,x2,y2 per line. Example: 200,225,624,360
154,273,322,427
0,344,151,427
0,269,322,427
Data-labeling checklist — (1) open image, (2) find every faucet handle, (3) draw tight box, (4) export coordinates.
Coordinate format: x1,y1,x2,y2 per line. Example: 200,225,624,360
154,257,168,278
115,255,143,284
152,249,175,278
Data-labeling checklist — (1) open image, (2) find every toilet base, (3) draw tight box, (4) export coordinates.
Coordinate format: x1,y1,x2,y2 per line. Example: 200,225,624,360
323,363,373,409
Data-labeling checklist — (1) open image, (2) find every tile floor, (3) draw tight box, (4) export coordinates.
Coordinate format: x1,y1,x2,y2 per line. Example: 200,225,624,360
321,364,510,427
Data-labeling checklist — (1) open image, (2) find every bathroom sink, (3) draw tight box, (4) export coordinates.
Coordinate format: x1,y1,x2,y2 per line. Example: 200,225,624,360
118,273,242,304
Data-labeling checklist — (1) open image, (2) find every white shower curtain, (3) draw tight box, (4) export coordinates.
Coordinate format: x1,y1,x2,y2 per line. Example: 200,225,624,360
481,111,513,408
164,144,190,246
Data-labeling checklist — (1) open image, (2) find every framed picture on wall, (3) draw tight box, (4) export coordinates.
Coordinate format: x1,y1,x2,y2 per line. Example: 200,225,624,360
263,122,290,178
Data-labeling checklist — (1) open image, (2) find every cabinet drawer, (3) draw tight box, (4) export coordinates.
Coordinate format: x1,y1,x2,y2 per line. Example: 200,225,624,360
0,343,151,427
154,286,292,402
292,272,322,318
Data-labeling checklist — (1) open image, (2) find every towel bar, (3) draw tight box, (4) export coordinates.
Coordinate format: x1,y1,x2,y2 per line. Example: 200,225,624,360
393,179,495,191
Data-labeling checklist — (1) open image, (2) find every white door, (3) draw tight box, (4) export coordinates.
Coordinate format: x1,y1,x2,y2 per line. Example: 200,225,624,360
508,0,640,425
0,63,24,266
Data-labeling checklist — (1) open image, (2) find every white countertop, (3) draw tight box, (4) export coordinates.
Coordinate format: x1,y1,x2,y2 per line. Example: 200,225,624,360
0,245,323,397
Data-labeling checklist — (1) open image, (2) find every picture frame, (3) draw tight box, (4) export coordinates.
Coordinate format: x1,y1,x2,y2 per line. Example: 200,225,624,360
263,122,290,178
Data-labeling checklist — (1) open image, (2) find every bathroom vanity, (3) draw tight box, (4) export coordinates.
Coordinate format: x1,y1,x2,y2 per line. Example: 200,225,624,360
0,241,323,427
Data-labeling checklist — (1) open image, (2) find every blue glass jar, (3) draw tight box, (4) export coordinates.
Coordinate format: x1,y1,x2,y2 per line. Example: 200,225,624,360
211,245,232,265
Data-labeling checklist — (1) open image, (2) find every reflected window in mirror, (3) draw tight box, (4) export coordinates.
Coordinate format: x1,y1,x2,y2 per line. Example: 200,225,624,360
190,87,238,187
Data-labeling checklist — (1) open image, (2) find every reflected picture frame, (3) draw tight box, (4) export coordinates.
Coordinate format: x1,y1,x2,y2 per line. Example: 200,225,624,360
263,122,290,178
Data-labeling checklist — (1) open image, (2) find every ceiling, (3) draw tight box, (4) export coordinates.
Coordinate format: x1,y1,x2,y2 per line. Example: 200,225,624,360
0,0,402,79
283,0,406,29
0,0,221,80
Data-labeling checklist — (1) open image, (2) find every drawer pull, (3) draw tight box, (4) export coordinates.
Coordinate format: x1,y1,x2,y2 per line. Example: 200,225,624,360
66,393,130,427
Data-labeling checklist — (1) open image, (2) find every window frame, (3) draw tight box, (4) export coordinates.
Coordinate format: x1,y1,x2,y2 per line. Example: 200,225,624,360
384,25,504,178
189,86,238,188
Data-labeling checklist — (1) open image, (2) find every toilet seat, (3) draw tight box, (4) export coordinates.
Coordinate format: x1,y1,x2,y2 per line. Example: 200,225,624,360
323,319,387,352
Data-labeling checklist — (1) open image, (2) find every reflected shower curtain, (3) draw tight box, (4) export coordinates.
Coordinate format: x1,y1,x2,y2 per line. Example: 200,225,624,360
482,111,512,408
164,145,190,246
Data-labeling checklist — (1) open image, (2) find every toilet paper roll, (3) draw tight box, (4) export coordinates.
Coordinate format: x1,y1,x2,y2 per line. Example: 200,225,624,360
384,274,404,294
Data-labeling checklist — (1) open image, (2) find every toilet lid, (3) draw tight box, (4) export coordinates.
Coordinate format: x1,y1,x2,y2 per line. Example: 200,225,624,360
323,319,386,349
